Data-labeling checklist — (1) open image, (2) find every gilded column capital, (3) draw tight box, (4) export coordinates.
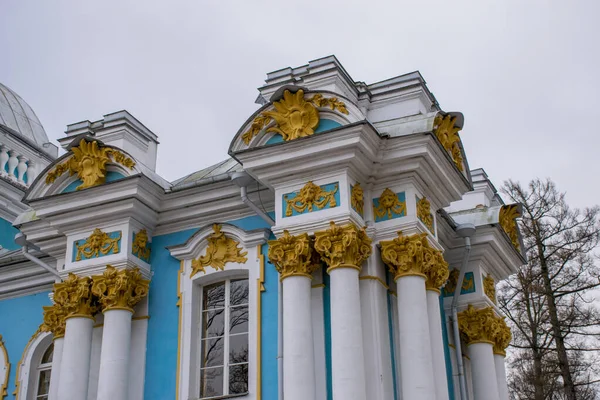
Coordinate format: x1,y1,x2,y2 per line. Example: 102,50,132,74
493,318,512,357
91,266,150,313
268,230,319,280
53,273,97,320
41,303,67,339
458,305,503,345
314,221,372,273
380,232,447,283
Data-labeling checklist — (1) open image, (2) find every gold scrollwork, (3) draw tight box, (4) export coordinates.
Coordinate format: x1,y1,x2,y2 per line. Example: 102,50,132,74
433,114,464,172
268,231,320,280
314,221,372,272
41,303,67,339
53,274,97,319
91,265,150,312
373,188,406,220
132,229,151,262
241,89,349,144
493,319,512,357
483,274,496,304
351,183,364,216
46,139,136,190
458,305,502,345
499,205,521,251
284,181,338,217
417,196,434,232
75,228,121,261
444,269,475,295
191,224,248,277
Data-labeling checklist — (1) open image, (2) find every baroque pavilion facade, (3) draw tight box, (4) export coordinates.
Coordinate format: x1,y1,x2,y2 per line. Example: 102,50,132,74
0,56,524,400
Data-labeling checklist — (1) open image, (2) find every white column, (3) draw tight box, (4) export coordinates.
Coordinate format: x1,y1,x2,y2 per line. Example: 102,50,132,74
396,275,436,400
468,342,500,400
494,354,509,400
57,316,94,400
426,290,449,400
283,276,315,400
97,309,133,400
329,267,367,400
48,337,64,400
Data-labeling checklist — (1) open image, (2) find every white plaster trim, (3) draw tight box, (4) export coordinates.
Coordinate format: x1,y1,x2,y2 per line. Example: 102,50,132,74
13,329,52,400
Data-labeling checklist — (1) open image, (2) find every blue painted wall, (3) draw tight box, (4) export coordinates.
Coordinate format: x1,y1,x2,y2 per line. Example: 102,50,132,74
0,217,19,251
144,214,277,400
0,291,51,399
440,296,456,400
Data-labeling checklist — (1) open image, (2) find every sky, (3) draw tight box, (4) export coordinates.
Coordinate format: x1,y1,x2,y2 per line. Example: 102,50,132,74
1,1,599,208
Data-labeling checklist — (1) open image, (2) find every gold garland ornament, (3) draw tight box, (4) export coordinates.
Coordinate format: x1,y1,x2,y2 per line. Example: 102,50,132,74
314,221,372,272
373,188,406,220
75,228,121,261
132,229,151,261
483,274,496,304
46,139,136,190
433,114,464,172
242,89,349,144
268,231,320,280
499,205,521,251
444,268,475,295
284,181,338,217
91,266,150,312
191,224,248,277
417,197,434,232
351,183,364,216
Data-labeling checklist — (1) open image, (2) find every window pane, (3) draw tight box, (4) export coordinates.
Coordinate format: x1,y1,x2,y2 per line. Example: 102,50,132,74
202,309,225,338
230,279,249,306
229,364,248,394
230,305,248,334
200,367,224,398
201,337,224,368
37,369,51,395
203,282,225,310
41,344,53,364
229,333,248,364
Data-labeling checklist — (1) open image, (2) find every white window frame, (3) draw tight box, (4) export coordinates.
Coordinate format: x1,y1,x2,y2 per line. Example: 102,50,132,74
168,223,269,400
34,343,53,399
13,330,53,400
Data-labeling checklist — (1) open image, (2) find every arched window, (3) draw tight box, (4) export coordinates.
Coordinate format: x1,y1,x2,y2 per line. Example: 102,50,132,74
34,343,53,400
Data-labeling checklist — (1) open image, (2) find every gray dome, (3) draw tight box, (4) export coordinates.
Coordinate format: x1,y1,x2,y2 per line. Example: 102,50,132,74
0,83,49,150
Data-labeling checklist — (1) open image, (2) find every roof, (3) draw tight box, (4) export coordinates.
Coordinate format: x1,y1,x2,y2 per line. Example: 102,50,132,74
171,158,242,189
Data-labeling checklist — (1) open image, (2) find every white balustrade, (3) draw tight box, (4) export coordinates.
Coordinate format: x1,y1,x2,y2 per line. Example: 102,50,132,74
0,143,38,187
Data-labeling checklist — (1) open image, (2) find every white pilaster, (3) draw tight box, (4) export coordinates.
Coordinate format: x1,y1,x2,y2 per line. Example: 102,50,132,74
494,354,509,400
48,337,64,400
426,289,449,400
468,342,500,400
329,267,367,400
96,309,133,400
57,317,94,400
396,275,436,400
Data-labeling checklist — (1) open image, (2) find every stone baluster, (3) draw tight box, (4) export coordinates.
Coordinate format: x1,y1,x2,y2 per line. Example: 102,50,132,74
314,222,372,400
0,145,8,175
7,150,18,178
458,305,502,400
17,155,28,184
268,231,320,400
26,160,37,185
41,303,67,400
91,266,150,400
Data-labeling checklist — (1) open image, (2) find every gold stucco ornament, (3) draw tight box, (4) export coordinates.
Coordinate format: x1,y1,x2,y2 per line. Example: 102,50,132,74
493,319,512,357
458,305,502,345
268,231,319,280
417,197,434,232
53,274,97,319
483,274,496,304
284,181,338,217
373,188,406,220
41,303,67,339
351,183,364,216
314,221,372,272
91,266,150,312
444,268,475,295
433,114,464,172
191,224,248,277
75,228,121,261
132,229,151,261
499,204,521,251
241,89,349,144
45,139,136,190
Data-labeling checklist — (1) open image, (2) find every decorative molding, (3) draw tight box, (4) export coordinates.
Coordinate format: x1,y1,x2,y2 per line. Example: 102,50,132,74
380,232,447,287
433,114,464,172
359,275,389,290
443,269,476,297
314,221,372,273
283,181,338,217
457,305,502,345
12,327,45,399
373,188,406,222
91,266,150,313
499,204,521,251
416,196,434,232
74,228,121,262
191,224,247,277
41,303,67,339
483,274,496,304
256,245,265,400
0,335,8,399
268,231,320,280
45,139,135,190
53,274,97,319
242,89,349,144
132,229,151,262
350,183,364,217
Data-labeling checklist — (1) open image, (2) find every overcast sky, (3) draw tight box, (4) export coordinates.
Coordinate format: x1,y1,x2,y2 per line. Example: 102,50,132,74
1,1,598,208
